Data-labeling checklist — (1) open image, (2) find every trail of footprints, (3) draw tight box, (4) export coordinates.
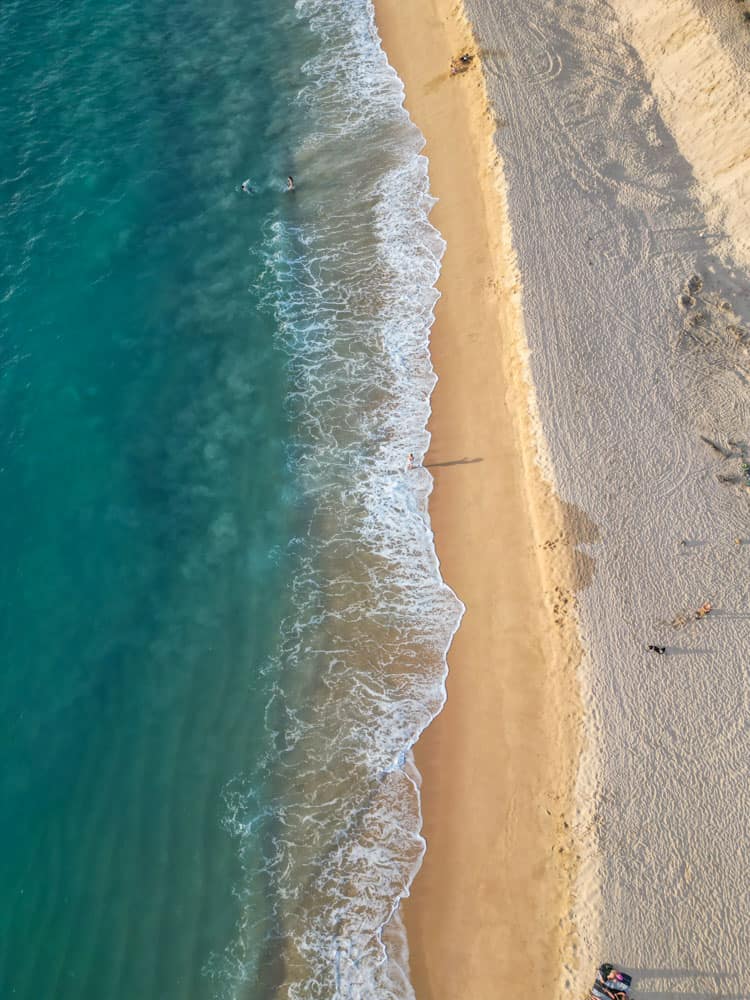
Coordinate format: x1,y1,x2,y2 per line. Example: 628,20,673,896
678,271,750,376
677,271,750,495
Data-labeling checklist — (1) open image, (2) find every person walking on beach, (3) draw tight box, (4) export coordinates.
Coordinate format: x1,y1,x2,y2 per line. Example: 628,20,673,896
286,175,295,192
406,453,414,471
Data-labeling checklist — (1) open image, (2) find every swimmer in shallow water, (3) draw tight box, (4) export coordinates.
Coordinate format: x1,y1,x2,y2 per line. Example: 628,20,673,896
241,179,254,194
287,175,295,192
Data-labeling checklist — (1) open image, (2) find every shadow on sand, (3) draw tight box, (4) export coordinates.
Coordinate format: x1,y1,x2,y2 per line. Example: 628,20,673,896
425,456,483,468
625,965,745,1000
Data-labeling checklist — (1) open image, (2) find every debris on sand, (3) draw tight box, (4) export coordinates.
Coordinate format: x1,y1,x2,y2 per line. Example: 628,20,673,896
679,292,695,311
700,434,730,457
449,52,474,76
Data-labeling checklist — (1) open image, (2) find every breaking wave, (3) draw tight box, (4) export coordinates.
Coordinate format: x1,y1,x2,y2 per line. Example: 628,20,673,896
209,2,463,996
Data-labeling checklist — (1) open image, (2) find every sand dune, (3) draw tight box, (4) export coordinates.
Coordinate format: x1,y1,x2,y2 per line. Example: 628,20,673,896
611,0,750,269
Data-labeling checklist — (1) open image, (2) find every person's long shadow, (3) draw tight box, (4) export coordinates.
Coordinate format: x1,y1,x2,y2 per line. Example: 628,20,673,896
637,993,746,999
661,646,713,657
425,456,483,468
626,965,743,1000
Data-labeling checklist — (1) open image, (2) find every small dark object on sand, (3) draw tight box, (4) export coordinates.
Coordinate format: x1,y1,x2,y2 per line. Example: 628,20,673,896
647,645,666,655
450,52,474,75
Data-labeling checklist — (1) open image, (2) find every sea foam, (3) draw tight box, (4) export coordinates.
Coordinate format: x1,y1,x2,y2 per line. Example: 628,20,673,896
212,1,463,996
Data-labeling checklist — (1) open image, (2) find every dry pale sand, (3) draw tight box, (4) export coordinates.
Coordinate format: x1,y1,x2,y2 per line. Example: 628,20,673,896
374,1,583,999
610,0,750,269
459,0,750,995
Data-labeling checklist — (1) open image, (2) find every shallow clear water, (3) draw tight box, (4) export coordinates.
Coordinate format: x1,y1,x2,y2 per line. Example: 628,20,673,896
0,1,461,997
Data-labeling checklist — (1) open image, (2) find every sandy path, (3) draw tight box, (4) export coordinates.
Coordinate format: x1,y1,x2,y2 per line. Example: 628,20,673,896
461,0,750,994
373,1,582,998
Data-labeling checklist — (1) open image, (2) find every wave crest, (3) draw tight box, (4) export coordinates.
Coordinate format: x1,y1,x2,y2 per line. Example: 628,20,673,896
209,3,463,996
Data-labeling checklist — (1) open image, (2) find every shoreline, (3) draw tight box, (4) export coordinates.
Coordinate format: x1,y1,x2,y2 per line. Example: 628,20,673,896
374,1,585,996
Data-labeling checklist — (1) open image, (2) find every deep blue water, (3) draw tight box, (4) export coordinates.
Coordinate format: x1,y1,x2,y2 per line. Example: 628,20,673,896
0,1,461,997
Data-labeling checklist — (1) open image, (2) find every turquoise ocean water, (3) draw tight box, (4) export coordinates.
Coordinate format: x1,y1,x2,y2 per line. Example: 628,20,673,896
0,1,461,997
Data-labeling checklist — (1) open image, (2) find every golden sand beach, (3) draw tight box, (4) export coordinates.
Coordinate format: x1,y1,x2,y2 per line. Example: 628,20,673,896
377,0,750,994
374,2,583,997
